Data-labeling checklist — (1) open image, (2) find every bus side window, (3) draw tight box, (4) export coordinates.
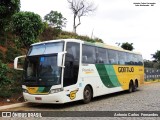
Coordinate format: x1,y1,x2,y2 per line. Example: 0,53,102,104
137,55,143,65
82,56,87,63
82,45,96,64
96,47,108,64
108,49,118,64
126,53,134,65
118,51,126,65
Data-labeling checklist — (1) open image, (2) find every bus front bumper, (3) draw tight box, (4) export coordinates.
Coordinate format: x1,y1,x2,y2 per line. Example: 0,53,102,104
23,92,67,104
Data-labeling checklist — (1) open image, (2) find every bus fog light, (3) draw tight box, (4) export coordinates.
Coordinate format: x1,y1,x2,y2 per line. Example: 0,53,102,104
49,88,63,94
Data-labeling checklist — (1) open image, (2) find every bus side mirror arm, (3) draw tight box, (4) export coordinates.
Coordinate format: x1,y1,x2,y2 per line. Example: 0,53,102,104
57,51,66,67
14,55,26,70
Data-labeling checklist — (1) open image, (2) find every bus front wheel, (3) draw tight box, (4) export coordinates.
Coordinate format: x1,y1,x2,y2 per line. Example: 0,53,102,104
83,86,92,104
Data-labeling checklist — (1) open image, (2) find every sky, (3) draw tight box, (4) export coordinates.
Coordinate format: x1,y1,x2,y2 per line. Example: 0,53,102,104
20,0,160,60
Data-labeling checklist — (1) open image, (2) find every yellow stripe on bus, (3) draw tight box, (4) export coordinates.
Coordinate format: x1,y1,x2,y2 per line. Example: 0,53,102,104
113,65,144,90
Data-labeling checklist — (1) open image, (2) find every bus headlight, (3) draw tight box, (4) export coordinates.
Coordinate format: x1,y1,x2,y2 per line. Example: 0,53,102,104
49,88,63,94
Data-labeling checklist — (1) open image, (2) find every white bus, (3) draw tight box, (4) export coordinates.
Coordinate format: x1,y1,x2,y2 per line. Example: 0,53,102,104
14,39,144,104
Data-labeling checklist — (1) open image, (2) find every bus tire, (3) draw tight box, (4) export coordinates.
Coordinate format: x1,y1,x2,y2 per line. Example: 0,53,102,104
128,81,134,93
134,80,138,91
83,86,92,104
132,83,136,92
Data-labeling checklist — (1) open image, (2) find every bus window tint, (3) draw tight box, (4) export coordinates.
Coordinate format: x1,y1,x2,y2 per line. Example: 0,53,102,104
28,42,63,56
63,42,80,87
132,54,138,65
96,48,109,64
126,53,134,65
118,52,126,65
137,55,143,65
108,50,118,64
82,45,96,64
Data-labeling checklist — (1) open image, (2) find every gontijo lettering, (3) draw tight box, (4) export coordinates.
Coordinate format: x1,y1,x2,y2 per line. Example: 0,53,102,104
118,67,134,73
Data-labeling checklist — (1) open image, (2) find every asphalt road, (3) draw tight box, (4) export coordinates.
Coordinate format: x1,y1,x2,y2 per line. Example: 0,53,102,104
2,82,160,120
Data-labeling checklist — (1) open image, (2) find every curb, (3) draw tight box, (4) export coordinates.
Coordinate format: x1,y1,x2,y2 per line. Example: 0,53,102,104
144,80,160,85
0,102,28,111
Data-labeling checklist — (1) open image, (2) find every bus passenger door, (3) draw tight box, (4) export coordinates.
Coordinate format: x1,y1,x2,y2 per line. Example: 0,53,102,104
63,42,80,87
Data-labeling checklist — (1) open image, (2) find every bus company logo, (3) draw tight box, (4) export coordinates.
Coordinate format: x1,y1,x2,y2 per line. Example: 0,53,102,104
82,68,94,74
27,87,38,94
118,67,134,73
67,90,78,100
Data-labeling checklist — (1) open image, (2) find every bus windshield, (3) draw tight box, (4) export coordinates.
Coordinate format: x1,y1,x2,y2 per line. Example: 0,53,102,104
23,42,64,86
24,55,61,86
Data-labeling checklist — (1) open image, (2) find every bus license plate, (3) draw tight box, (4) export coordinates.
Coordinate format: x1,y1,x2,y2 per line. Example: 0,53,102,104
35,97,42,100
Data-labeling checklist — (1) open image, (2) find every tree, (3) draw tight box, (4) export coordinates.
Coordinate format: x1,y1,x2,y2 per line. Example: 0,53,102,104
67,0,96,33
44,10,67,30
12,11,44,48
121,42,134,51
152,50,160,62
0,0,20,34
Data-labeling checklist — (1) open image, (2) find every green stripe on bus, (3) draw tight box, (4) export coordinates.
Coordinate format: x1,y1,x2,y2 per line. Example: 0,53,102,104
38,87,45,92
38,87,51,93
105,65,121,87
43,87,51,92
95,64,115,88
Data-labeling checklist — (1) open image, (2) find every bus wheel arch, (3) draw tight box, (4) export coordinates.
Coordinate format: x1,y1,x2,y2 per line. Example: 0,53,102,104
83,85,93,104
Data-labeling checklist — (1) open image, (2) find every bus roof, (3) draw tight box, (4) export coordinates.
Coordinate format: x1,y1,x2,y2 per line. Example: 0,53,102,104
84,41,141,55
31,39,83,46
31,39,141,55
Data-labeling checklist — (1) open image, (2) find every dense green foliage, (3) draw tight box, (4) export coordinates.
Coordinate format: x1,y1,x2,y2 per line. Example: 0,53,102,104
0,50,4,60
144,60,160,69
152,50,160,62
121,42,134,51
6,47,21,63
12,11,44,48
44,10,67,30
0,0,20,33
0,60,11,87
0,60,12,98
0,61,23,98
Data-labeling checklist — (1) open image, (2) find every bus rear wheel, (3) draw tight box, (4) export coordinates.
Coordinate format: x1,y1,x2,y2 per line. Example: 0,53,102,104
128,81,134,93
134,80,138,92
83,86,92,104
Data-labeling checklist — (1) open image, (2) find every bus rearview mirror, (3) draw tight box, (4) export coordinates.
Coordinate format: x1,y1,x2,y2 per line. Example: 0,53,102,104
57,51,66,67
14,55,26,70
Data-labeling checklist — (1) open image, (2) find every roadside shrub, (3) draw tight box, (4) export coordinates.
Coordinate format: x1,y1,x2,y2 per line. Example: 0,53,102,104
0,60,11,87
0,50,3,60
0,61,23,98
9,69,23,94
0,87,12,98
0,37,5,46
0,61,12,98
5,47,21,63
